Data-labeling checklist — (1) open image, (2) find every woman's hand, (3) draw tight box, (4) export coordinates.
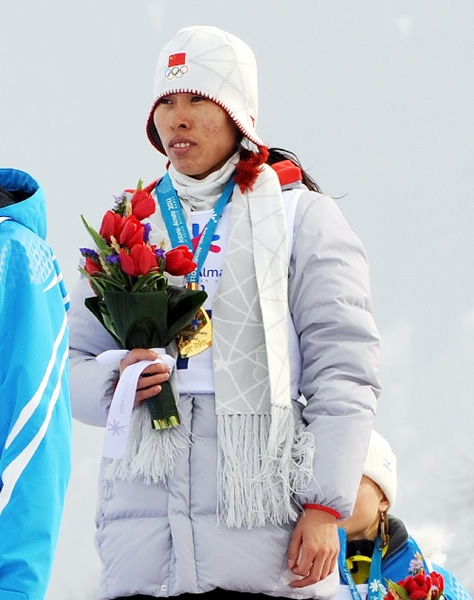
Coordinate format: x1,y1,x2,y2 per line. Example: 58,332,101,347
119,348,171,407
287,508,339,587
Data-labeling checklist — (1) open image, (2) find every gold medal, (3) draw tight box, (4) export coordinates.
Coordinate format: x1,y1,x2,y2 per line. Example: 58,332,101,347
176,283,212,358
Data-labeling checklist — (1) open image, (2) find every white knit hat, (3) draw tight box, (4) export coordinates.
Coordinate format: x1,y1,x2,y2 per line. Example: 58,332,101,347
146,25,265,155
363,430,397,508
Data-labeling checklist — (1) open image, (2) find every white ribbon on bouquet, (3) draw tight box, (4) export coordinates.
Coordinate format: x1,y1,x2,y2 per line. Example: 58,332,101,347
96,348,175,459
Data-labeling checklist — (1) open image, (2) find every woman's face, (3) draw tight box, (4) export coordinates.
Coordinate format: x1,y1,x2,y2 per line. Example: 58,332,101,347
340,476,389,542
153,93,241,179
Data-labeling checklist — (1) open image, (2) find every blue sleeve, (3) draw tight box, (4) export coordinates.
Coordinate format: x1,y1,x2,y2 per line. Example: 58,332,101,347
0,231,72,599
432,563,473,600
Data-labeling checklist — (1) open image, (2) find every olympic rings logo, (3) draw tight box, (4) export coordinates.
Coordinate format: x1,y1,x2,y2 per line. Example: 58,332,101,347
165,65,190,80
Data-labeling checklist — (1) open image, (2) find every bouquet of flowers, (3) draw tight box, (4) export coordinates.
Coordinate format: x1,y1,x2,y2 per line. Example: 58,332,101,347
385,555,445,600
79,180,207,430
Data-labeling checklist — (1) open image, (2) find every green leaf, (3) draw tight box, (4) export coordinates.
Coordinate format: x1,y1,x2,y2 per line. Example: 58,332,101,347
84,296,122,347
166,285,208,339
81,215,113,256
102,290,169,348
386,581,410,600
130,271,166,293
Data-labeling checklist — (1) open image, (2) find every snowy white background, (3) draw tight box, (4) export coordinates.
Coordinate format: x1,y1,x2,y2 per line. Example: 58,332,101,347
1,0,473,597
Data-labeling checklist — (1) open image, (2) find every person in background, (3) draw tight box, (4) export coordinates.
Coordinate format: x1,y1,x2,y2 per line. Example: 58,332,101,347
0,168,72,599
68,25,381,599
336,429,473,599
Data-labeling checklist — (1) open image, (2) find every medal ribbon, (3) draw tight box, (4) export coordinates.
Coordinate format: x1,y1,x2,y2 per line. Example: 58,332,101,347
155,172,235,285
338,528,384,600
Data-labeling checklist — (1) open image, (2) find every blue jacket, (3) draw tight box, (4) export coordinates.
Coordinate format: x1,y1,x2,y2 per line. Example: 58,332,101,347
0,169,71,600
337,516,472,599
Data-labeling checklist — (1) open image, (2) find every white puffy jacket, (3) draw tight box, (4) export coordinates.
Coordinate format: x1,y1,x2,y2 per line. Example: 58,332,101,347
69,187,381,599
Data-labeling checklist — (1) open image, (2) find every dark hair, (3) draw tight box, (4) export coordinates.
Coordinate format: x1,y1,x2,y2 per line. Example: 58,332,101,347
266,147,322,193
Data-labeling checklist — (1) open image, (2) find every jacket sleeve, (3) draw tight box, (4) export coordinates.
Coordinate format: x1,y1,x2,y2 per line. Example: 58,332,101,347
288,191,381,518
431,563,473,600
0,235,71,600
68,275,120,426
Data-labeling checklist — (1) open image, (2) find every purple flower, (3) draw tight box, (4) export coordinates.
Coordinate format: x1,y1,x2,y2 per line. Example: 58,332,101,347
113,193,126,205
112,192,129,216
106,254,121,265
408,555,425,575
80,247,99,260
143,222,152,243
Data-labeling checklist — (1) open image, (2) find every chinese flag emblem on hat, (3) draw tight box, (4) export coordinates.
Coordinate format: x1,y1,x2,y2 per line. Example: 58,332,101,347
168,53,186,67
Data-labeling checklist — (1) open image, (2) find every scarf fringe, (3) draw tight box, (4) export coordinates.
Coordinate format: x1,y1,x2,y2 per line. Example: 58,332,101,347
216,412,315,529
104,404,189,484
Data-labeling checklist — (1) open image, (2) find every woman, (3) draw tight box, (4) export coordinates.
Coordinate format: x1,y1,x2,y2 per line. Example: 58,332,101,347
69,25,381,600
336,430,472,599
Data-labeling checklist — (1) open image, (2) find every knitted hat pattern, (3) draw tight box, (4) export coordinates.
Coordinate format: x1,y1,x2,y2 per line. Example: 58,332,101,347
146,25,264,155
363,430,398,508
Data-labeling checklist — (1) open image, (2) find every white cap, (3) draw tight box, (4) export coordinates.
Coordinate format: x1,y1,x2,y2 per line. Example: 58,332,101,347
363,430,397,508
146,25,264,154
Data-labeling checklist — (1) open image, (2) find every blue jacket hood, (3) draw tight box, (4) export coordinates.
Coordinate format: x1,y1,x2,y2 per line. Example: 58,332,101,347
0,168,47,240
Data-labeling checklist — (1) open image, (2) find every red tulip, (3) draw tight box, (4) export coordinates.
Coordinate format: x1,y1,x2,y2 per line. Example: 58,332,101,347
84,256,102,275
164,245,196,276
131,189,156,220
119,215,145,248
100,210,124,242
119,244,157,277
403,573,432,599
429,572,444,598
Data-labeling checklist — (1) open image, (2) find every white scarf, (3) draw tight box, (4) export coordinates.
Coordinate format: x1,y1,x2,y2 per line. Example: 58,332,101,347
168,152,240,211
106,155,315,529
